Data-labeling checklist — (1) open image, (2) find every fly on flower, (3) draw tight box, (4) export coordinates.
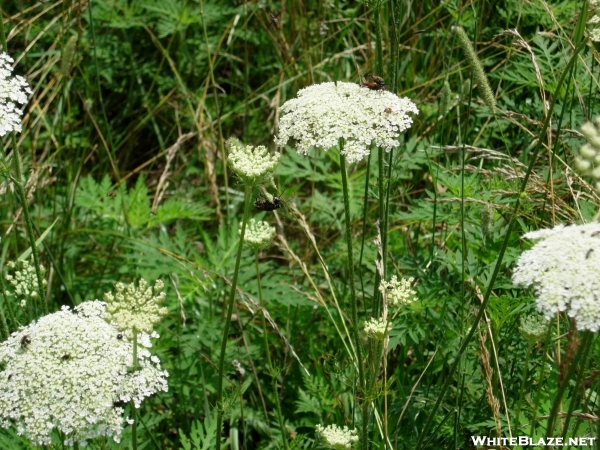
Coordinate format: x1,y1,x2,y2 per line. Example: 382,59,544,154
360,74,386,91
254,187,292,212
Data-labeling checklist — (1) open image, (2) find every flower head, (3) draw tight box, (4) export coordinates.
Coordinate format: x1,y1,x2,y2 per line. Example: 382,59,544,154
104,279,167,337
227,137,280,188
589,1,600,42
512,222,600,331
574,118,600,192
519,314,547,346
241,219,276,252
275,81,418,163
379,275,417,309
0,53,32,136
4,258,47,307
364,317,390,341
0,301,168,446
315,424,359,449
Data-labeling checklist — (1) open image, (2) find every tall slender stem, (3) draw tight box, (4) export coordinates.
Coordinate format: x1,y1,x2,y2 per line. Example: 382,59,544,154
215,186,253,450
339,150,367,449
256,255,289,450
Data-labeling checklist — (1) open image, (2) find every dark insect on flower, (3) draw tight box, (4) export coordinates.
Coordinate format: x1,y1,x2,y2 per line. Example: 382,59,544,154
385,107,392,113
360,75,386,91
254,194,283,211
117,333,123,340
106,191,117,198
586,249,594,259
592,231,600,237
387,285,394,290
20,335,31,348
62,354,70,361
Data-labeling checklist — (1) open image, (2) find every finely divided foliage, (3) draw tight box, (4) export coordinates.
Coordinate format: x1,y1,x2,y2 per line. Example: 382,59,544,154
0,301,168,446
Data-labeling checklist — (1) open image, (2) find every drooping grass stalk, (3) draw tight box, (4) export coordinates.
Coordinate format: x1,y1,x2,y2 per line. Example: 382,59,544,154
338,148,367,449
215,186,253,450
415,37,589,450
255,254,289,450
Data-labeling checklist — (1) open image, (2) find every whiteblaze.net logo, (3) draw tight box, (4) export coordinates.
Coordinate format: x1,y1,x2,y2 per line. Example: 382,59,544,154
471,436,597,447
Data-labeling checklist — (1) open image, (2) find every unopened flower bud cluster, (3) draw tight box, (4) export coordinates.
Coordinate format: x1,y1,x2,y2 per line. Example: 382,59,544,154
574,118,600,191
518,314,547,346
315,424,359,449
588,0,600,42
104,278,167,337
275,81,418,164
227,137,280,188
241,219,276,252
512,222,600,332
0,52,32,136
0,301,168,446
364,317,390,341
5,258,46,307
379,276,417,308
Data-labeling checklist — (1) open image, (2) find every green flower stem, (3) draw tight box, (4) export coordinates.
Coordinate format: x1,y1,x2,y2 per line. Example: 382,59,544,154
132,328,139,450
255,254,289,450
339,150,367,449
215,186,253,450
514,342,532,423
0,21,46,316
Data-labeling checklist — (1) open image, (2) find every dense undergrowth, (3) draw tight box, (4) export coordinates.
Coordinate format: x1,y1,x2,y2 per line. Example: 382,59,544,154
0,0,599,448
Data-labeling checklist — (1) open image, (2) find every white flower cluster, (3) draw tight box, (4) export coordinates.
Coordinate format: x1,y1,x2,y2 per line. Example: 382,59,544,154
588,0,600,42
379,276,417,308
0,53,32,136
274,81,418,163
512,223,600,331
5,258,46,307
241,219,276,252
315,424,359,449
227,137,280,188
574,117,600,191
0,301,168,446
363,317,390,341
104,278,167,337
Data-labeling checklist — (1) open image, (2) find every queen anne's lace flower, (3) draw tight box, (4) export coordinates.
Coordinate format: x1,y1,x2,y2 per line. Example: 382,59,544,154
0,53,32,136
274,81,418,163
364,317,390,341
513,223,600,331
519,314,547,345
104,279,167,337
227,137,280,188
574,117,600,191
315,424,359,449
379,275,417,308
241,219,276,252
0,301,168,446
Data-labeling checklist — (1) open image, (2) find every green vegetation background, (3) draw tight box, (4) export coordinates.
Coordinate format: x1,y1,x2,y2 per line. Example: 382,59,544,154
1,0,599,448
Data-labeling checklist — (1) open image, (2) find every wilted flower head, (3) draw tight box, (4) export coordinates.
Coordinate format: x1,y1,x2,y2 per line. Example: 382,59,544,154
227,137,280,188
0,53,32,136
241,219,276,252
4,258,46,307
104,279,167,337
379,275,417,308
315,424,359,449
512,223,600,331
519,314,548,346
574,117,600,192
275,81,418,163
364,317,390,341
0,301,168,446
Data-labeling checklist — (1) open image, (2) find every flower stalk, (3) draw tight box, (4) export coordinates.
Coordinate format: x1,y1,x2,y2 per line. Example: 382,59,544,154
215,186,252,450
